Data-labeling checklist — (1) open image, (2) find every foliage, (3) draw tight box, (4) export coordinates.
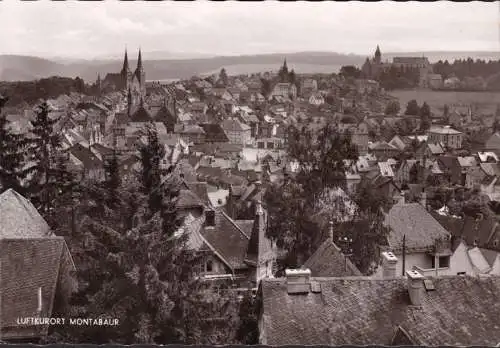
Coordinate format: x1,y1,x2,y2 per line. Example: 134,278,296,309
49,172,238,344
419,102,431,131
218,68,228,87
236,291,259,344
378,65,419,90
265,122,359,268
260,78,273,98
405,99,420,116
384,100,401,115
139,123,166,214
104,150,121,208
0,96,27,192
0,77,90,107
339,65,361,79
433,58,500,86
24,101,65,213
344,180,391,274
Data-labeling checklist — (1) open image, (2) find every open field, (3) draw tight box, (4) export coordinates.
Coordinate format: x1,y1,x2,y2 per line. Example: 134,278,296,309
389,89,500,114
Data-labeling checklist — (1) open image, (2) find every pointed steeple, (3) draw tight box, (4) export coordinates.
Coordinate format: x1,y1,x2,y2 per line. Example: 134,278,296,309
137,48,143,71
374,45,381,64
244,197,274,285
122,48,130,74
283,58,288,70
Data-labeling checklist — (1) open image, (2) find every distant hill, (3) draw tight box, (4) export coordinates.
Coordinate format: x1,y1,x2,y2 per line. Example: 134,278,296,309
1,51,499,83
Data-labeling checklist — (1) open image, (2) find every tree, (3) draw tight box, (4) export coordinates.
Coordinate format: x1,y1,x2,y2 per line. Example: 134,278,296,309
104,150,121,208
419,102,431,131
385,100,401,115
0,96,27,192
405,99,420,116
47,170,240,345
265,122,359,268
219,68,228,87
339,65,361,79
24,101,63,213
139,123,166,215
260,78,273,98
344,180,391,274
236,291,259,344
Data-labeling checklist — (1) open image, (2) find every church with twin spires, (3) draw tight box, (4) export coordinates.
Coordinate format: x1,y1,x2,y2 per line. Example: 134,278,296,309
101,48,146,104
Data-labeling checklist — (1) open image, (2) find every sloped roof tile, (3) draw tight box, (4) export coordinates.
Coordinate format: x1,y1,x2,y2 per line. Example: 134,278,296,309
261,275,500,346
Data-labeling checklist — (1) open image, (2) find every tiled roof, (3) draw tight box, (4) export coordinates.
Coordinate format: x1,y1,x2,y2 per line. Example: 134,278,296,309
185,181,210,205
0,189,51,238
1,237,75,339
260,275,500,346
69,143,103,170
221,118,251,132
303,239,362,277
201,210,250,270
235,220,253,237
176,189,205,209
199,124,230,143
385,203,450,252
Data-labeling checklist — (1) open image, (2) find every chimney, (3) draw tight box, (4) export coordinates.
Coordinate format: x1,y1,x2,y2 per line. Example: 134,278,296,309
406,270,425,306
205,209,216,227
381,251,398,278
285,268,311,294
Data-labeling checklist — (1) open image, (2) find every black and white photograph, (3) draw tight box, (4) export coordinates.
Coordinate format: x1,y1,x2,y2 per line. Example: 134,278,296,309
0,0,500,345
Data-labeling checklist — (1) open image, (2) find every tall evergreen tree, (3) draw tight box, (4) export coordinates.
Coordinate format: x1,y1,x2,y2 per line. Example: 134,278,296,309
139,123,166,214
104,150,121,208
419,102,431,131
0,96,26,193
219,68,228,87
25,101,62,213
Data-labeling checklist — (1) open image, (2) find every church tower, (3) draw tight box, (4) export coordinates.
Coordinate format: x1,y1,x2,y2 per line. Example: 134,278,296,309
121,49,132,91
134,49,146,97
374,45,382,64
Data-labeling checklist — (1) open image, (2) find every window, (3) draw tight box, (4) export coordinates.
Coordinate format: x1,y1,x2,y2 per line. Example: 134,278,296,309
205,260,213,273
457,272,466,276
439,256,450,268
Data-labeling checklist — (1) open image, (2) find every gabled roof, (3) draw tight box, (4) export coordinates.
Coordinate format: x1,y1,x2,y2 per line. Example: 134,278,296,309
221,118,251,132
1,237,75,339
185,181,210,206
199,123,230,143
201,209,251,270
385,203,450,253
260,275,500,346
303,238,362,277
0,189,51,238
176,189,205,210
69,143,103,170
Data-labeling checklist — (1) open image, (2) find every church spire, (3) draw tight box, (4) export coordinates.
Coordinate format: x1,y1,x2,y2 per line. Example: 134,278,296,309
283,58,288,70
374,45,381,64
137,48,143,71
122,48,130,73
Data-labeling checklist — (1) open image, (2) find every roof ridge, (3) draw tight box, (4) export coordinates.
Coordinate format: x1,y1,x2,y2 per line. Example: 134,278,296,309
220,210,251,240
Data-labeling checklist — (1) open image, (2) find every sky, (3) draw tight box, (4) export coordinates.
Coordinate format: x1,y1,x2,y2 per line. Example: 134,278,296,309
0,1,498,59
